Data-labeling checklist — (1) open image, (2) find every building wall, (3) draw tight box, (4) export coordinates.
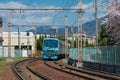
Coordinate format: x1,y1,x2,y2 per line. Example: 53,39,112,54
2,32,34,50
87,37,96,45
67,33,96,46
67,33,87,41
36,34,50,39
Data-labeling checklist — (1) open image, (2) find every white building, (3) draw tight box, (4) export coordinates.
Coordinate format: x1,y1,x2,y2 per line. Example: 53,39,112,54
3,32,34,49
1,32,35,57
86,36,96,45
67,33,87,41
67,33,96,46
36,34,50,39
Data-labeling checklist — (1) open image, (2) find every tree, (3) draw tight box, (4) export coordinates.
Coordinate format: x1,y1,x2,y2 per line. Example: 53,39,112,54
58,35,65,41
37,34,46,51
106,0,120,45
85,39,94,47
37,39,40,51
98,25,108,46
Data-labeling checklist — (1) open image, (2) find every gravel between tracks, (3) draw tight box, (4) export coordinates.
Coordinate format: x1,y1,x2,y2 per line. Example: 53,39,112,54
30,60,83,80
15,60,40,80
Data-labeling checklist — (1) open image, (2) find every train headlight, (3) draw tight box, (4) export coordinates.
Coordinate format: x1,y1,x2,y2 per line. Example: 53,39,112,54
55,48,58,50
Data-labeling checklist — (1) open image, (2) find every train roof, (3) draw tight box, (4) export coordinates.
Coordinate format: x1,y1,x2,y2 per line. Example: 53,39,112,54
43,38,59,41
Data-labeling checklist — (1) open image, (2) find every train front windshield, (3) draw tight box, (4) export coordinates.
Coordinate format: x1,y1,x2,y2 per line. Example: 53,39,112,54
43,40,58,48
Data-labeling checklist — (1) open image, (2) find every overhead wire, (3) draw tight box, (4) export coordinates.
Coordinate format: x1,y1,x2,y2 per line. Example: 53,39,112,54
0,0,110,35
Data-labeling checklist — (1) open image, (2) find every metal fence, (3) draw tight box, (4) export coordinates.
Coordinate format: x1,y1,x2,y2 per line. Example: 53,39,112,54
69,45,120,65
0,47,31,58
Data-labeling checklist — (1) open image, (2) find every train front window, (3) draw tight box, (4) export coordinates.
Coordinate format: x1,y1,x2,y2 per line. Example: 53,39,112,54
43,40,58,48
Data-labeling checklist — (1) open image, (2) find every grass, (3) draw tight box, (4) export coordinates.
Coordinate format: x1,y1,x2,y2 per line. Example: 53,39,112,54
0,59,9,67
14,57,27,61
0,57,27,78
0,59,9,80
0,57,27,67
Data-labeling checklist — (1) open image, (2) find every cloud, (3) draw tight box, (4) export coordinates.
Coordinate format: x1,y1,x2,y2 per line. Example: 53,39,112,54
0,2,30,17
71,0,108,21
9,16,52,25
0,2,62,15
71,2,93,10
0,2,58,26
40,6,61,9
26,16,51,23
0,2,29,9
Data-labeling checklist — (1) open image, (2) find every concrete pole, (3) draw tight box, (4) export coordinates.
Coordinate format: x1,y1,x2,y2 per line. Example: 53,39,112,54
18,10,21,50
8,10,11,58
33,23,37,57
71,25,74,48
6,10,14,62
65,15,68,62
95,0,99,59
27,32,29,57
56,27,58,38
78,0,83,64
95,0,98,46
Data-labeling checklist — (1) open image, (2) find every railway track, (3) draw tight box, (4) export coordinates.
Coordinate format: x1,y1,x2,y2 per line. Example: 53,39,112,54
45,60,105,80
29,59,108,80
30,59,81,80
12,58,52,80
13,58,120,80
53,60,120,80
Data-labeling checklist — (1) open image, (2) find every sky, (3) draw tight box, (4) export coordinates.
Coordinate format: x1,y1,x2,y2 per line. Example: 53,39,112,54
0,0,110,31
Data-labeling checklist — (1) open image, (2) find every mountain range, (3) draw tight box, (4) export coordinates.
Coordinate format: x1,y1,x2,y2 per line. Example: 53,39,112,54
26,16,106,36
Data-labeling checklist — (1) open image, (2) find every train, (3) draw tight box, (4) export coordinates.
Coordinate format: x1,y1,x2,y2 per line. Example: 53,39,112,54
42,38,65,60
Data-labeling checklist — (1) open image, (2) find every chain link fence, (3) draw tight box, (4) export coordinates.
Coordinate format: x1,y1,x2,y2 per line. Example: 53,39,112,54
0,47,31,58
69,45,120,65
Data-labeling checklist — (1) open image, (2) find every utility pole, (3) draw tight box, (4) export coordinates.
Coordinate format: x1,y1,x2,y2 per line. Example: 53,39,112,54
65,15,68,62
83,32,86,47
71,25,74,56
8,10,11,58
78,0,83,64
95,0,98,58
71,25,74,48
56,27,58,38
18,10,22,50
27,32,29,57
33,23,37,57
95,0,98,46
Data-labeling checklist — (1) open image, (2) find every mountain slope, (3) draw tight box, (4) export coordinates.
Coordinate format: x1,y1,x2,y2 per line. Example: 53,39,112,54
26,16,106,36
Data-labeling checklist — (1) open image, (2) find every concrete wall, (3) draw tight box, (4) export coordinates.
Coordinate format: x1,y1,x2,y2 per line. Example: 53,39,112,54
3,32,34,50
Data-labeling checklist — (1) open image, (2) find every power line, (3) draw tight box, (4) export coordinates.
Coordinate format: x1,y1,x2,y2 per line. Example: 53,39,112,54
0,8,82,11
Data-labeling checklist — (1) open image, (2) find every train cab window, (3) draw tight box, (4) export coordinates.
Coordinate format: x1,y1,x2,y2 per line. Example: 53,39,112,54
43,40,58,48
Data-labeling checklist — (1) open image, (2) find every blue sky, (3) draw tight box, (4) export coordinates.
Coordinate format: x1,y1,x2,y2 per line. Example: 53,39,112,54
0,0,109,31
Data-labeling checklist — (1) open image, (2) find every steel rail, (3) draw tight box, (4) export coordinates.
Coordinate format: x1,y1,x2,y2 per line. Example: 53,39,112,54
12,59,29,80
26,59,52,80
56,61,120,80
45,61,98,80
12,58,52,80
